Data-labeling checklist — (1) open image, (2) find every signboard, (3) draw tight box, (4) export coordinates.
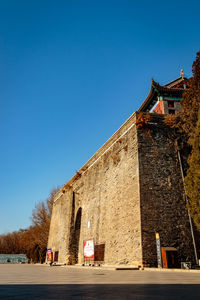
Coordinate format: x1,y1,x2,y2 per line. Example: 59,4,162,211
47,249,53,261
94,244,105,262
155,233,162,268
181,262,191,269
84,240,94,259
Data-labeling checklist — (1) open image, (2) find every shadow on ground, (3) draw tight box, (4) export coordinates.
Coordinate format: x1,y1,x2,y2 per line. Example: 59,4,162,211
0,284,200,299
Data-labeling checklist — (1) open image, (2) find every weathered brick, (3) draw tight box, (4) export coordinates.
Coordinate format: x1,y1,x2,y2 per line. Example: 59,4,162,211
47,113,197,267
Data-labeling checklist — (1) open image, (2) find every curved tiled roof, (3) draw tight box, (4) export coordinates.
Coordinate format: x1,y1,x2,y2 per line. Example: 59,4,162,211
138,77,186,112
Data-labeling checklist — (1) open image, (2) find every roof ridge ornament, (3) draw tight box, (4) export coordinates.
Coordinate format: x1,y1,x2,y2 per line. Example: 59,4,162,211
180,69,184,79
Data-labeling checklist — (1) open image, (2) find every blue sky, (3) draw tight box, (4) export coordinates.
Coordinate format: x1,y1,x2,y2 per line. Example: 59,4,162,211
0,0,199,234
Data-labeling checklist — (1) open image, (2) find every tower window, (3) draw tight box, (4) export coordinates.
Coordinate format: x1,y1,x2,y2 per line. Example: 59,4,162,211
168,101,174,108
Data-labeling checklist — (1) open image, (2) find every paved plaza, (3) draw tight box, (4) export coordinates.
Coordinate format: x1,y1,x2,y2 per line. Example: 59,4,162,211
0,265,200,299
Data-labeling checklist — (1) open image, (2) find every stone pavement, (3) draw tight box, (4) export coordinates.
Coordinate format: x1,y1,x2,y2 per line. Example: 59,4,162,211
0,264,200,299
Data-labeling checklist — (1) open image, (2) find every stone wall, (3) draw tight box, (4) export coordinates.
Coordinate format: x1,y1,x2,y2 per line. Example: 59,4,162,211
47,112,143,266
138,114,196,266
47,112,197,267
47,190,72,263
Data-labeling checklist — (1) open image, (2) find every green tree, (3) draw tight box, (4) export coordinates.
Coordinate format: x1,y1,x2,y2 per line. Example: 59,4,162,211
174,51,200,229
185,110,200,229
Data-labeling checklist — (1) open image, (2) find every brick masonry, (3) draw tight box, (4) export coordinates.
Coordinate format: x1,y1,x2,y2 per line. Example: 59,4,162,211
138,114,195,266
47,112,197,267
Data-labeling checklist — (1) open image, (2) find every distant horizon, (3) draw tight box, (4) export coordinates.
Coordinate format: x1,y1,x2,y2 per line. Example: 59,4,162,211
0,0,199,234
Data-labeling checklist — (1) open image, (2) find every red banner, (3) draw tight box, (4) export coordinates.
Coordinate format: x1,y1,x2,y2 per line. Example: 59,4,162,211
47,249,53,261
84,240,94,259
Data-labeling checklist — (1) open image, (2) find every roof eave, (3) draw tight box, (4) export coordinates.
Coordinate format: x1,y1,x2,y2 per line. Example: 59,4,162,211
138,80,157,112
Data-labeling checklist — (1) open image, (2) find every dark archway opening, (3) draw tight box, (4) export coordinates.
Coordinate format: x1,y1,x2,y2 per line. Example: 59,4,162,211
74,207,82,264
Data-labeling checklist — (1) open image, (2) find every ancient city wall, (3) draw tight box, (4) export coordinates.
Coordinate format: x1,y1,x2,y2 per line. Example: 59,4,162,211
138,114,196,266
48,112,197,267
47,190,72,263
48,112,143,266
